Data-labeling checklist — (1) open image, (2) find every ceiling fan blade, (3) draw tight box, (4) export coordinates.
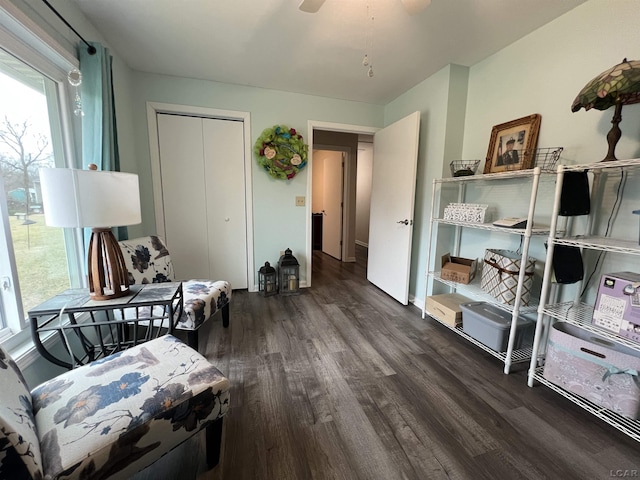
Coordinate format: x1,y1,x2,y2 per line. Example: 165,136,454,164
400,0,431,15
299,0,326,13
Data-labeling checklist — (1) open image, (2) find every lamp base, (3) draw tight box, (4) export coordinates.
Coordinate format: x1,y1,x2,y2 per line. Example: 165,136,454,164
602,102,623,162
88,228,130,301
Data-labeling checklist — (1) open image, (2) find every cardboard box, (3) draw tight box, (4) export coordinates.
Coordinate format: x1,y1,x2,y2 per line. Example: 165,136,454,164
441,253,477,284
425,293,472,327
592,271,640,342
544,321,640,419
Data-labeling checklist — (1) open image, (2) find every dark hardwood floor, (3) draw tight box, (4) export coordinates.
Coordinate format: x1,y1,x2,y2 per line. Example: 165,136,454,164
136,245,640,480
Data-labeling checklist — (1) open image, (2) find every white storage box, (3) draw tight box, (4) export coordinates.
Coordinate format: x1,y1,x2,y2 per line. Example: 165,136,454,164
443,203,488,223
460,301,534,352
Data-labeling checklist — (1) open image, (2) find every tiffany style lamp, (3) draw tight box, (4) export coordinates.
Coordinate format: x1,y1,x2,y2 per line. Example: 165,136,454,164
571,58,640,162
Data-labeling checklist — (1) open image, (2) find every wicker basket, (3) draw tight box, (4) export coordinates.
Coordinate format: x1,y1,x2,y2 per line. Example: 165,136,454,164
450,160,480,177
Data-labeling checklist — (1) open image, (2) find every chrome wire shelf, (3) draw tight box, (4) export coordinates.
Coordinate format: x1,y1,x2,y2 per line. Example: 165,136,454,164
532,367,640,442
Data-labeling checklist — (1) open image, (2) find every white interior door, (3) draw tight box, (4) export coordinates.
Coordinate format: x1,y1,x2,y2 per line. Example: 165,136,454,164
157,114,209,280
367,111,420,304
202,118,248,288
157,114,248,289
322,150,343,260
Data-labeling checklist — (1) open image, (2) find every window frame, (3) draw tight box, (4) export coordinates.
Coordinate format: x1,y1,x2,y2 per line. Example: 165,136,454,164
0,0,84,353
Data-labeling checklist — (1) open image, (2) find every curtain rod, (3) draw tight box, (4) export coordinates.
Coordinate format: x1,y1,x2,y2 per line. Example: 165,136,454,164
41,0,96,55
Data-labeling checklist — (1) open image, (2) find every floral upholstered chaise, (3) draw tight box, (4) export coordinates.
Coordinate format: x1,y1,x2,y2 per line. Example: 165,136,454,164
118,236,231,350
0,335,230,479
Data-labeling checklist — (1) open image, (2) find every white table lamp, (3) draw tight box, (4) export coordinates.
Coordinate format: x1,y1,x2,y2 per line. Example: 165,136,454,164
39,166,142,300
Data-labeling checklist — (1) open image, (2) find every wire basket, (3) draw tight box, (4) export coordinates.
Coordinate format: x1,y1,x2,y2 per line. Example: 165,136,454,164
450,160,481,177
534,147,563,173
503,147,563,173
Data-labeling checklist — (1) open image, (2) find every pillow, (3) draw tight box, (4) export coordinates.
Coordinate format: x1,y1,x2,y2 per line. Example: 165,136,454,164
119,236,175,284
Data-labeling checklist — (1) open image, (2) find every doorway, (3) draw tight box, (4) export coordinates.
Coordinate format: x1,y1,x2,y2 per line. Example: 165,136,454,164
308,126,376,285
312,147,346,261
307,113,420,304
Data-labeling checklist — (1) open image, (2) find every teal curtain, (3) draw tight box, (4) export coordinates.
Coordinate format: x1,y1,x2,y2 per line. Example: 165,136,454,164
79,42,128,242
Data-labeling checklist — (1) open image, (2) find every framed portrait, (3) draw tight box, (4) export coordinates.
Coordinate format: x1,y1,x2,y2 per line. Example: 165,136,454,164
483,114,541,174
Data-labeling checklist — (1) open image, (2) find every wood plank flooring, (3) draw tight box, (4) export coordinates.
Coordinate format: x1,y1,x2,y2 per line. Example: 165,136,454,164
135,245,640,480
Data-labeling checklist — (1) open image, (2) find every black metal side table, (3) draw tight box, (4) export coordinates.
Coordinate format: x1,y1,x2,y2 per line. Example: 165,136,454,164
28,282,183,369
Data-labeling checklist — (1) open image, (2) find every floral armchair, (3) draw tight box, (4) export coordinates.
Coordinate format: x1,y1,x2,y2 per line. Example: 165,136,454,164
118,236,231,350
0,334,229,479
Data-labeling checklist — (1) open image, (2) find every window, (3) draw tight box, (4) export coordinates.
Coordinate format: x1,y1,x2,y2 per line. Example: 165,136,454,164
0,7,83,349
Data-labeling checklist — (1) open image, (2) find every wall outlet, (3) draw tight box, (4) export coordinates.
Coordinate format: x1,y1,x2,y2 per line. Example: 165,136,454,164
295,196,305,206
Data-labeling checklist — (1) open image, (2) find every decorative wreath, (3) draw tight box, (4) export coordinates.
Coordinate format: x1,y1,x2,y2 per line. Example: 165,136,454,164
254,125,308,180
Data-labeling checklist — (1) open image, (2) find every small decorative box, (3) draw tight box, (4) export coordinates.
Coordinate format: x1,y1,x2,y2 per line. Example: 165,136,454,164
443,203,488,223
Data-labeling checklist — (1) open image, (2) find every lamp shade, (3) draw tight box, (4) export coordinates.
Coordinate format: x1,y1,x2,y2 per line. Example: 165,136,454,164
571,58,640,112
39,168,141,228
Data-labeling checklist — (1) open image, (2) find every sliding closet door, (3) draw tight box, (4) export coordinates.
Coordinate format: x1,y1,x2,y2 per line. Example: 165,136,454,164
202,118,247,288
157,114,210,280
156,113,248,288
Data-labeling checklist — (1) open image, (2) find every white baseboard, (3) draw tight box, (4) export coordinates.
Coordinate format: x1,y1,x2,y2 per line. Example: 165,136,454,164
409,294,424,311
355,240,368,248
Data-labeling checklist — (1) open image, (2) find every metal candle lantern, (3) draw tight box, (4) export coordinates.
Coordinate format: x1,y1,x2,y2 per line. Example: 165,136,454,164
258,261,277,297
277,248,300,295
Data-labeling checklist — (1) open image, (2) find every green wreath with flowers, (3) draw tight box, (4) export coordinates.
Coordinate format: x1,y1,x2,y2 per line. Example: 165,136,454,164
254,125,308,180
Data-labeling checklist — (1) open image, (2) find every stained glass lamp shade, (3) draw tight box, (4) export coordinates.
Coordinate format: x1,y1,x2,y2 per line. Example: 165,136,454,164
571,58,640,161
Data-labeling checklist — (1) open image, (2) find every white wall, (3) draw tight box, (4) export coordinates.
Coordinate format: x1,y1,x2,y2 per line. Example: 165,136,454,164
355,142,373,246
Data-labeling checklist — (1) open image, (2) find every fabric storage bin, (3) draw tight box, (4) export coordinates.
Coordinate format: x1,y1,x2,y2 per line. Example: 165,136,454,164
480,249,535,306
543,322,640,419
460,301,534,352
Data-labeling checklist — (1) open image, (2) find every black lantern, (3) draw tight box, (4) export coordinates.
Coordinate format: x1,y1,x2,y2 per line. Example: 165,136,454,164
258,261,277,297
277,248,300,295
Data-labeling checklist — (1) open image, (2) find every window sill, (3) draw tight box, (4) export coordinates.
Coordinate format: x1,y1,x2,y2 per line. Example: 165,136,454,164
2,324,63,371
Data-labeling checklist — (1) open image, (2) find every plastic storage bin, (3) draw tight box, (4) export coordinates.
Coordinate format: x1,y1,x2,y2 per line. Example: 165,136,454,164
460,301,534,351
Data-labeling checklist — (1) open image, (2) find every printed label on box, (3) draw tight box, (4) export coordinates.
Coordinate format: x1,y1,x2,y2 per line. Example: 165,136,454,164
621,319,640,342
592,293,626,332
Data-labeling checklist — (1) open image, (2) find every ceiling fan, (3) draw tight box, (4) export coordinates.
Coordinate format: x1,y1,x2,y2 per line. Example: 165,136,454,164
299,0,432,15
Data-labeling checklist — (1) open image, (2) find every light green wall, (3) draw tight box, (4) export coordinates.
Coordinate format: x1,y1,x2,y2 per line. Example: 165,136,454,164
11,0,640,382
460,0,640,304
382,0,640,307
462,0,640,164
130,72,384,283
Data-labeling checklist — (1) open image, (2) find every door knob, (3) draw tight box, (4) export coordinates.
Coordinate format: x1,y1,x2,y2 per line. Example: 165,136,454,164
397,219,412,225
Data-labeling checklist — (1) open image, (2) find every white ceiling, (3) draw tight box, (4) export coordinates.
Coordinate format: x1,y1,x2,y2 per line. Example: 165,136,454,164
71,0,586,105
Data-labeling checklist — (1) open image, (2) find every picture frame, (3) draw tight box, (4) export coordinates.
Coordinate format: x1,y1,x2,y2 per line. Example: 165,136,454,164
483,114,541,174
